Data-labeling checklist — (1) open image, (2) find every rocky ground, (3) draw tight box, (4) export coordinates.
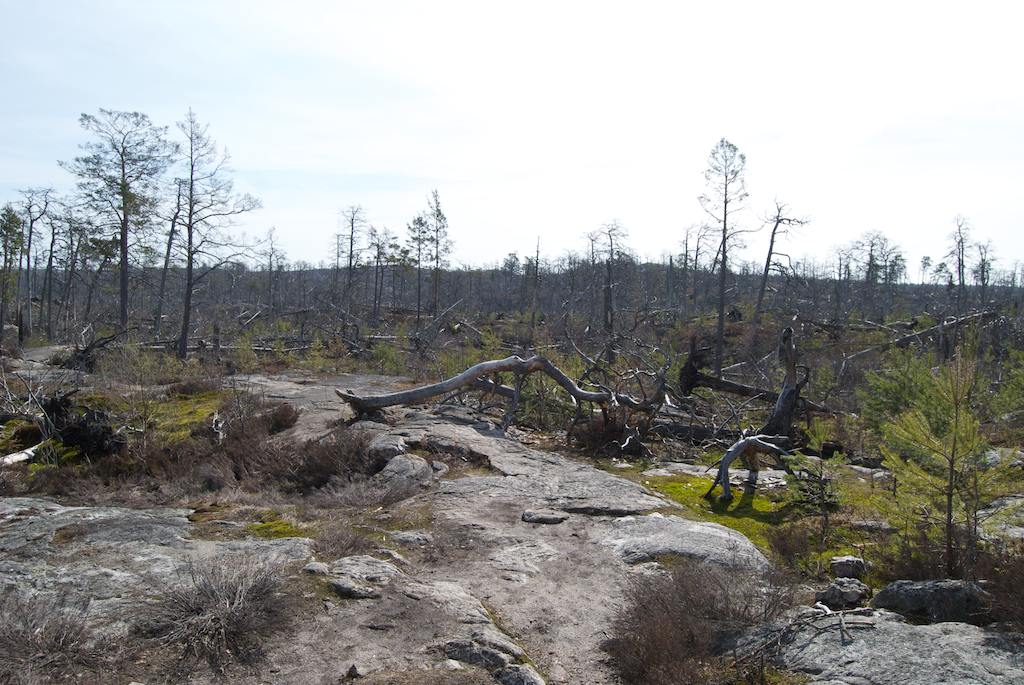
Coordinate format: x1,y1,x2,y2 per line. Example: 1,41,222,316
2,366,1024,684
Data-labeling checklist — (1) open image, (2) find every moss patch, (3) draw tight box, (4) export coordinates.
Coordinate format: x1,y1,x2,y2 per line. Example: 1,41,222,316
247,508,307,539
248,519,306,539
149,391,222,442
651,474,790,550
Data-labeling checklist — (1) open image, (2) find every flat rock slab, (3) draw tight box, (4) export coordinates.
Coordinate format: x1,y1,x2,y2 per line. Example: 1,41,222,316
602,512,769,570
761,609,1024,684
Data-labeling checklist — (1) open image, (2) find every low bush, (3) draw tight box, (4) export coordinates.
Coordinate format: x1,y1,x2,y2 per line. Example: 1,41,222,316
975,545,1024,630
313,522,375,559
0,591,90,678
765,521,815,572
288,429,373,494
606,558,793,685
138,555,292,670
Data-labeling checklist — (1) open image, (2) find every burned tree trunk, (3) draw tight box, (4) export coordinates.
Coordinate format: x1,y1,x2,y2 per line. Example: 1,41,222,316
678,327,824,425
758,326,804,438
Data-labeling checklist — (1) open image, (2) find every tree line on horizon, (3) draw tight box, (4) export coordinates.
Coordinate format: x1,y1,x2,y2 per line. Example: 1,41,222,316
2,113,1020,368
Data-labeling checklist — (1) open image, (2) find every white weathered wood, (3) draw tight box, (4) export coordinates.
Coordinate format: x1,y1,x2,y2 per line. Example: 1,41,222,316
334,355,666,420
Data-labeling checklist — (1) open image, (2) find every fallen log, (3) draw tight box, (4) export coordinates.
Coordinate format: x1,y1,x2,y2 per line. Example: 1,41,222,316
678,347,830,416
837,311,996,383
335,355,667,430
703,434,792,501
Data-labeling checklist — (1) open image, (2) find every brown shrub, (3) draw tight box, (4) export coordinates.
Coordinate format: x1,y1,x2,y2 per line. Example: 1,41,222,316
606,559,793,685
137,555,292,669
313,523,375,560
166,378,221,396
765,522,814,571
0,591,90,678
960,544,1024,631
260,403,300,435
288,429,373,494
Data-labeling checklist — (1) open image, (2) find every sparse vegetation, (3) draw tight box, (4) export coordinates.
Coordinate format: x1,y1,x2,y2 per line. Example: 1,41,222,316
138,555,292,670
0,591,91,680
1,180,1024,684
606,558,794,685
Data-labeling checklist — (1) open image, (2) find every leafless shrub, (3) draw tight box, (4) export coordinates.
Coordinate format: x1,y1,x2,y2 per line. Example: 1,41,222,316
313,523,375,560
138,555,292,670
606,559,793,685
765,521,814,572
0,591,89,676
976,545,1024,630
288,429,373,494
167,378,221,396
308,477,420,510
259,403,300,435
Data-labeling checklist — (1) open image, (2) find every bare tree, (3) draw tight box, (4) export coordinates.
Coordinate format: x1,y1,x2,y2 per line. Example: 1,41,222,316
699,139,749,376
751,200,807,338
973,240,993,309
367,225,399,322
406,212,429,332
174,109,261,359
597,220,628,335
154,179,185,340
15,187,55,340
946,216,973,354
426,190,452,316
0,204,23,336
60,109,177,328
337,205,366,326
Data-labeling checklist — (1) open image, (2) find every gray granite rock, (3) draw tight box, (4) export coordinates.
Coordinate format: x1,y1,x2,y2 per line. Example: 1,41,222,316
816,577,869,609
871,579,992,624
602,512,769,570
830,555,867,578
756,608,1024,685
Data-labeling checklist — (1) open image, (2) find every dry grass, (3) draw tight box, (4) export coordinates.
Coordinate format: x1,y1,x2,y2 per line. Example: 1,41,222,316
606,559,794,685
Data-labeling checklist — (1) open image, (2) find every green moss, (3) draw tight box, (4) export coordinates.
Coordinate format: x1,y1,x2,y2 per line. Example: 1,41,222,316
248,519,306,539
652,474,790,550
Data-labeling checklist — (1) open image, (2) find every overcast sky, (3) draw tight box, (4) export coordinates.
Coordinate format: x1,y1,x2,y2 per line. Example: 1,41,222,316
2,1,1021,276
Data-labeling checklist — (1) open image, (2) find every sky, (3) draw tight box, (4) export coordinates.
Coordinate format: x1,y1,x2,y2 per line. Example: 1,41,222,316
2,0,1022,276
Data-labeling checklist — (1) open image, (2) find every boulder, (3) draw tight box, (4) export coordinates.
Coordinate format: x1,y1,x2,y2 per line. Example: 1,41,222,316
444,638,512,669
744,608,1024,685
494,664,546,685
366,432,407,472
816,577,869,609
870,579,991,624
373,453,433,488
830,555,867,578
602,512,769,571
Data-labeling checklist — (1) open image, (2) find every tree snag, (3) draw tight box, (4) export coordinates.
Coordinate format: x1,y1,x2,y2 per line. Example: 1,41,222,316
704,434,791,502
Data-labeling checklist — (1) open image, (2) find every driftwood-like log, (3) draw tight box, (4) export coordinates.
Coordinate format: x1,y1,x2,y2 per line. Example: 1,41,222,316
335,355,666,427
704,435,792,502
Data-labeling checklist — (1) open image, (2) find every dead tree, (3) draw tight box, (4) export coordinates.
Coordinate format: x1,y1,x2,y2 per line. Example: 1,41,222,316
678,327,825,423
335,355,668,433
704,434,792,502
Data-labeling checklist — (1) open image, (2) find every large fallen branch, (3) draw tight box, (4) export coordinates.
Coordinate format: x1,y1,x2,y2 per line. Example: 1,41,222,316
335,355,666,429
836,311,996,383
679,354,831,414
